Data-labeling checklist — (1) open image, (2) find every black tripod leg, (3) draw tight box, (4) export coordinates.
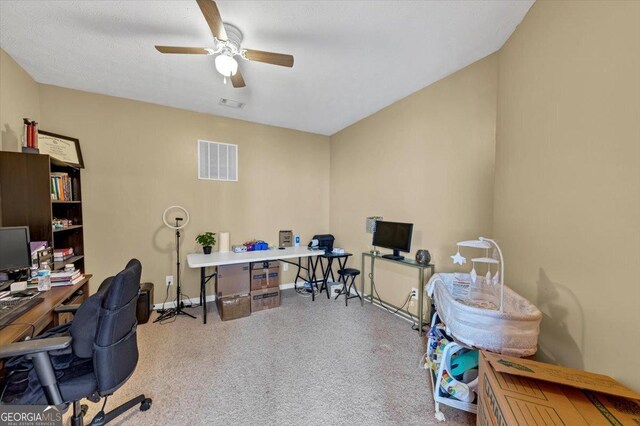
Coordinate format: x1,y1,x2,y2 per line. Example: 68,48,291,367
178,310,196,319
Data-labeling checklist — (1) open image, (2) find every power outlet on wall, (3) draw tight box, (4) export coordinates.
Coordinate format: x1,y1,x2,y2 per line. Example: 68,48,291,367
411,288,418,299
166,275,174,286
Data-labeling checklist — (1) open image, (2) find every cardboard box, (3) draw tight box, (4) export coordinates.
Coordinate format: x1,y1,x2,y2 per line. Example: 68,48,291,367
279,230,293,247
216,294,250,321
250,288,280,312
216,263,250,297
250,261,280,290
477,351,640,426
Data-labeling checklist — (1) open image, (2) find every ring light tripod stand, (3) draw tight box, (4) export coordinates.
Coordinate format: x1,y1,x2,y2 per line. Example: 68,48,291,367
155,206,196,322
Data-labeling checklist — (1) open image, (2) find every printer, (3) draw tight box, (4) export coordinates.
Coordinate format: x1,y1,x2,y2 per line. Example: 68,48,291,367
309,234,335,253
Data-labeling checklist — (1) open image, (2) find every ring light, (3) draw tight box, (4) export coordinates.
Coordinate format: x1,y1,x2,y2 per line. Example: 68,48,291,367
156,205,196,323
162,205,189,229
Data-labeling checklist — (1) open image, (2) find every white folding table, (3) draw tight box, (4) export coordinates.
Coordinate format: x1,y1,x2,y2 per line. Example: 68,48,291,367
187,246,324,323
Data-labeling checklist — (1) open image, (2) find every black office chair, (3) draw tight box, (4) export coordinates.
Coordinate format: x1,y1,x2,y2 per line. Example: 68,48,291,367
0,259,152,425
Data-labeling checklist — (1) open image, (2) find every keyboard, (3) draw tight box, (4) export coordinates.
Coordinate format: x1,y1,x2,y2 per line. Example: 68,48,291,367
0,296,44,327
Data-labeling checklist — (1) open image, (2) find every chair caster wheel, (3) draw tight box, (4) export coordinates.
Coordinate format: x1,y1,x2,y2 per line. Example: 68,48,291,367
81,405,88,416
140,398,152,411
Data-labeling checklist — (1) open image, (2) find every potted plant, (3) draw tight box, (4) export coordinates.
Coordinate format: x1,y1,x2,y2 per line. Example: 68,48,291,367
195,232,216,254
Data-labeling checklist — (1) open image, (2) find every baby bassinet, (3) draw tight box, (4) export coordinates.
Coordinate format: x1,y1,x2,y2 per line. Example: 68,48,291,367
427,272,542,357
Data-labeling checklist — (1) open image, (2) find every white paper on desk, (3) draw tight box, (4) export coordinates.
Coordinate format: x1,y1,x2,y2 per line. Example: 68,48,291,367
10,281,28,292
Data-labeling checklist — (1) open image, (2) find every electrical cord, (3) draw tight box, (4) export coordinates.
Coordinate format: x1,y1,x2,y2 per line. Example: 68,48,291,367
0,323,36,339
0,323,37,403
178,291,196,308
294,284,317,298
99,395,108,414
370,272,403,314
369,271,426,329
294,277,318,298
0,377,9,403
157,282,171,315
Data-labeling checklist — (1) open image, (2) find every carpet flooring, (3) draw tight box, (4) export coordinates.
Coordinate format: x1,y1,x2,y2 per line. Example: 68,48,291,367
70,289,475,425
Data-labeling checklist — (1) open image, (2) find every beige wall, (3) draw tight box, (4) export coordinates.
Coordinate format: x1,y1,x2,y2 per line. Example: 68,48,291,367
3,80,330,301
330,55,497,315
494,1,640,388
1,0,639,390
0,49,40,151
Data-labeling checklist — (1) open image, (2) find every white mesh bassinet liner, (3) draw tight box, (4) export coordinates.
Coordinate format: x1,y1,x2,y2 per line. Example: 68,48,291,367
427,273,542,357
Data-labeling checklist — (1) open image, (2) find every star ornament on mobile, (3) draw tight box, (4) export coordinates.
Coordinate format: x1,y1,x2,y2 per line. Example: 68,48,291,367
451,250,466,265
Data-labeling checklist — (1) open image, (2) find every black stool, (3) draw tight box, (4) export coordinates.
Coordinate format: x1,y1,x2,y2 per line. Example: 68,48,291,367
336,268,362,306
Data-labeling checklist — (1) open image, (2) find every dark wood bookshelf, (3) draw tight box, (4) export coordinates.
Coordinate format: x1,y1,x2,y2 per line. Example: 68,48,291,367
53,255,84,271
0,151,85,273
53,225,83,233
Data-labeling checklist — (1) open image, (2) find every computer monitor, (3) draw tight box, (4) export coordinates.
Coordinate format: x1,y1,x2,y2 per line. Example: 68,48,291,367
372,221,413,260
0,226,31,272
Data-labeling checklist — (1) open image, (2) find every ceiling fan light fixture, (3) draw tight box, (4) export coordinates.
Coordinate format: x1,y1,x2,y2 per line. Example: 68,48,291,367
154,1,293,88
215,54,238,77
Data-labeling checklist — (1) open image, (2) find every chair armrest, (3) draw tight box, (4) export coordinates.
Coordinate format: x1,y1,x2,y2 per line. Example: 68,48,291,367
0,336,72,359
54,304,81,314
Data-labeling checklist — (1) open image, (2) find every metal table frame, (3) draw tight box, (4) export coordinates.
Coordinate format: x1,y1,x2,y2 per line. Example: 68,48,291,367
360,252,435,335
318,252,352,299
289,255,323,300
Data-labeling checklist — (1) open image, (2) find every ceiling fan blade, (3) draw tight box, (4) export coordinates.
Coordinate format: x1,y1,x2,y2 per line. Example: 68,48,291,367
155,46,210,54
244,49,294,68
196,0,228,41
231,70,246,88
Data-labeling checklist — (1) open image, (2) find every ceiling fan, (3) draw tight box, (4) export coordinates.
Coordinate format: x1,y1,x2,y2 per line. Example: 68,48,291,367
155,0,294,88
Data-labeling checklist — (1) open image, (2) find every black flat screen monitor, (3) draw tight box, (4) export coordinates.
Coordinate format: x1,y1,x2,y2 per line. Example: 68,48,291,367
372,221,413,260
0,226,31,272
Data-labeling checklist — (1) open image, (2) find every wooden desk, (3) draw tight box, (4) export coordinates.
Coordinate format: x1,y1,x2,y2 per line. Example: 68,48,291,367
0,275,91,345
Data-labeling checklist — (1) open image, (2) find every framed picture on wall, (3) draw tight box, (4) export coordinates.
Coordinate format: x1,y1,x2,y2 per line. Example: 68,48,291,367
38,130,84,168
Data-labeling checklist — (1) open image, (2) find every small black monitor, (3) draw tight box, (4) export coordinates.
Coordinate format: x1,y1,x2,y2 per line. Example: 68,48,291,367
0,226,31,272
372,221,413,260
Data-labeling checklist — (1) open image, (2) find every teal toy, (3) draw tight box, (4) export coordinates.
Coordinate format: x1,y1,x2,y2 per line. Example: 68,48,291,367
450,350,478,378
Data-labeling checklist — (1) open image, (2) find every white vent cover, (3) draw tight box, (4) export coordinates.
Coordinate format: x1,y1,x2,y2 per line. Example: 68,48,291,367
198,140,238,181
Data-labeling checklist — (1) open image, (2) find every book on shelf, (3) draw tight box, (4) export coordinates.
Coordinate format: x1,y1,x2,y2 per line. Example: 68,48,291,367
51,275,84,287
50,172,74,201
54,255,75,261
53,248,74,261
50,270,83,286
26,271,83,287
51,269,80,279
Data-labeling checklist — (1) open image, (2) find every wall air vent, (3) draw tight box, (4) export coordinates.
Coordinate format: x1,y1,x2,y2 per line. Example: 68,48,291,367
218,98,244,109
198,140,238,182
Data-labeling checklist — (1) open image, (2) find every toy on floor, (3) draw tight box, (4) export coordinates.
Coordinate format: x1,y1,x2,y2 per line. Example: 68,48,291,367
438,344,478,403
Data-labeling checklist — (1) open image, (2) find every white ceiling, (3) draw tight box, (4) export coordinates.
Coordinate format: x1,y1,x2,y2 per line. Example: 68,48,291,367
0,1,533,136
